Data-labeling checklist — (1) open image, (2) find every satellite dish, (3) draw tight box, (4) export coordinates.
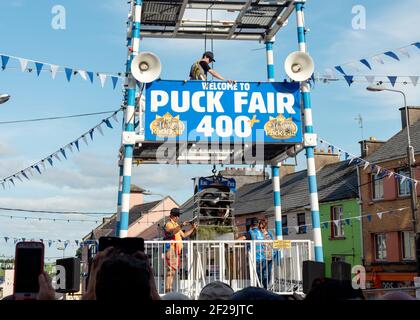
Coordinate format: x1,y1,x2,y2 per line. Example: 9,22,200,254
284,51,314,81
130,52,161,83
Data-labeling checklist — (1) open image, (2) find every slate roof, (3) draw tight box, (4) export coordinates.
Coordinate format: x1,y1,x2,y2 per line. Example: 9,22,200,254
234,160,358,216
365,120,420,164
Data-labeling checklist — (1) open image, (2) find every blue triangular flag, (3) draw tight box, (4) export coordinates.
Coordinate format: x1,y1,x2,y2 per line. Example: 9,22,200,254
75,240,79,246
60,148,67,159
4,237,9,243
344,75,354,86
384,51,400,61
75,140,80,151
89,129,94,141
345,218,350,225
322,222,329,229
35,62,44,76
48,240,52,247
104,119,113,129
1,55,10,70
22,238,26,242
21,171,29,180
34,165,41,174
284,227,289,234
10,178,15,186
47,157,53,166
65,68,73,82
134,121,139,129
412,42,420,50
359,59,372,70
111,76,119,89
64,241,69,249
388,76,397,87
335,66,346,75
345,152,349,160
87,71,94,83
367,214,372,222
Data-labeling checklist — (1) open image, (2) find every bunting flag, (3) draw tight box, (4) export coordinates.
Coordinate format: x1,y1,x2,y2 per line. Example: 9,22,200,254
0,110,121,190
388,76,398,87
0,52,125,88
377,212,383,219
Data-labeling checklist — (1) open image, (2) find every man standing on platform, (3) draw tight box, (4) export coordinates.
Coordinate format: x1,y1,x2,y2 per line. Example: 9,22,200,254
164,208,197,293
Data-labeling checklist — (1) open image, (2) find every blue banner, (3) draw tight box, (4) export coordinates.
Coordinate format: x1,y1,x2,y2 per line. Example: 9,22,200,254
144,80,302,144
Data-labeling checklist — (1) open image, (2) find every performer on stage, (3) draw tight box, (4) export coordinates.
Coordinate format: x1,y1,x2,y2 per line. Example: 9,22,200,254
164,208,197,293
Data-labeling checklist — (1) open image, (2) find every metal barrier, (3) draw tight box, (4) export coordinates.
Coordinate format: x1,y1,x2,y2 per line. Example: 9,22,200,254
144,240,313,299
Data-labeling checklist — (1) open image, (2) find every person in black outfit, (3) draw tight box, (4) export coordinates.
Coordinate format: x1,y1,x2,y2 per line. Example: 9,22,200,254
189,51,233,83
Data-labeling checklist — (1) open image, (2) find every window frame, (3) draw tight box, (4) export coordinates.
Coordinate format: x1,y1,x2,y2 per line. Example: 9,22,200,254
297,213,306,234
374,233,387,261
282,214,288,235
401,231,415,261
331,205,345,239
397,168,411,197
371,174,384,200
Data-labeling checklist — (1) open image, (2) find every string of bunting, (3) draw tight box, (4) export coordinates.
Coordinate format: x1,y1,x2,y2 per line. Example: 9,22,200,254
330,42,420,75
315,73,420,87
0,109,122,190
0,52,125,89
318,138,419,189
0,214,101,224
1,236,98,249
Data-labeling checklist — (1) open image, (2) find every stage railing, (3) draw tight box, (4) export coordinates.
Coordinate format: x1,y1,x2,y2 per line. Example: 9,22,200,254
144,240,313,299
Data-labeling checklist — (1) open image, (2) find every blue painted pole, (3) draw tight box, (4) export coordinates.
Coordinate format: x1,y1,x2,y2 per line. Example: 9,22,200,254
295,1,323,261
119,0,142,238
116,1,134,237
265,37,275,82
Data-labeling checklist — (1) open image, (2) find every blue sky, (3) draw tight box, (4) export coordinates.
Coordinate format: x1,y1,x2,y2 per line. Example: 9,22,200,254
0,0,419,259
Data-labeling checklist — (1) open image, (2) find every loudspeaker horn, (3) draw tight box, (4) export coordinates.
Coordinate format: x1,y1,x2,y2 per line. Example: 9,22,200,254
130,52,161,83
284,51,314,82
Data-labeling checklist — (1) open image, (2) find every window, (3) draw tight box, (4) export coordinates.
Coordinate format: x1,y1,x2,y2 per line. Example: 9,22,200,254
401,231,415,260
297,213,306,234
397,168,411,197
372,174,384,200
374,233,387,261
332,256,346,263
331,205,345,238
282,215,288,235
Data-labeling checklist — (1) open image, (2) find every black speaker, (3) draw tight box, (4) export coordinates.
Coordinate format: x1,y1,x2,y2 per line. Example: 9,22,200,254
303,260,325,294
56,257,81,293
331,261,351,282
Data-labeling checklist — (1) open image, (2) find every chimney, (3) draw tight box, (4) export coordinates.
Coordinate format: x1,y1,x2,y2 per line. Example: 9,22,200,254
400,106,420,129
359,137,386,158
314,148,340,171
129,184,144,209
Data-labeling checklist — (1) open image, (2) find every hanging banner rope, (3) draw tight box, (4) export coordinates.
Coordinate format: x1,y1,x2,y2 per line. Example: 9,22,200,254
0,52,126,89
0,109,122,190
1,235,95,249
0,214,100,223
327,42,420,75
318,138,419,189
314,73,420,87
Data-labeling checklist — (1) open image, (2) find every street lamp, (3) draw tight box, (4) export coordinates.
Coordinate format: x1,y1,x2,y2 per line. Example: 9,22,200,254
0,93,11,104
367,84,419,275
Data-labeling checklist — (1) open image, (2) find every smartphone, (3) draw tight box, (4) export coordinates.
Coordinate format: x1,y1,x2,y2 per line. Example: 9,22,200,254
13,241,45,300
98,237,144,254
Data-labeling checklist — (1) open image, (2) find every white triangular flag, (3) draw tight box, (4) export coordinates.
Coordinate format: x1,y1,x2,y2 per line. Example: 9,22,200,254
41,161,46,170
348,157,354,165
377,212,383,219
53,153,61,162
372,55,385,64
112,113,119,123
376,167,381,175
355,216,362,221
78,70,87,81
28,168,34,177
82,135,88,146
294,226,299,233
96,124,104,136
19,58,29,72
50,65,59,80
401,176,407,183
1,182,5,190
348,62,361,72
333,220,340,228
99,74,107,88
365,76,375,84
388,171,394,179
67,144,73,153
415,181,419,189
398,47,410,58
410,76,419,87
16,175,23,182
363,161,370,170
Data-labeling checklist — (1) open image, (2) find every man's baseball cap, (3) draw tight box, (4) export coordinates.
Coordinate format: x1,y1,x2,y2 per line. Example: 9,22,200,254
203,51,216,62
170,208,181,217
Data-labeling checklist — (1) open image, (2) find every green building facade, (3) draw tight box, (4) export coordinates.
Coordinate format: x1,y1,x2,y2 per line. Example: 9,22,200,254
320,198,362,277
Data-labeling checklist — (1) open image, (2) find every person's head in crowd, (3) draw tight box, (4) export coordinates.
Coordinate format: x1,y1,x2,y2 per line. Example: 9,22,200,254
259,218,268,231
95,253,152,301
198,281,234,300
230,287,287,300
162,292,191,300
250,218,259,229
380,291,416,300
304,278,365,301
169,208,181,222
